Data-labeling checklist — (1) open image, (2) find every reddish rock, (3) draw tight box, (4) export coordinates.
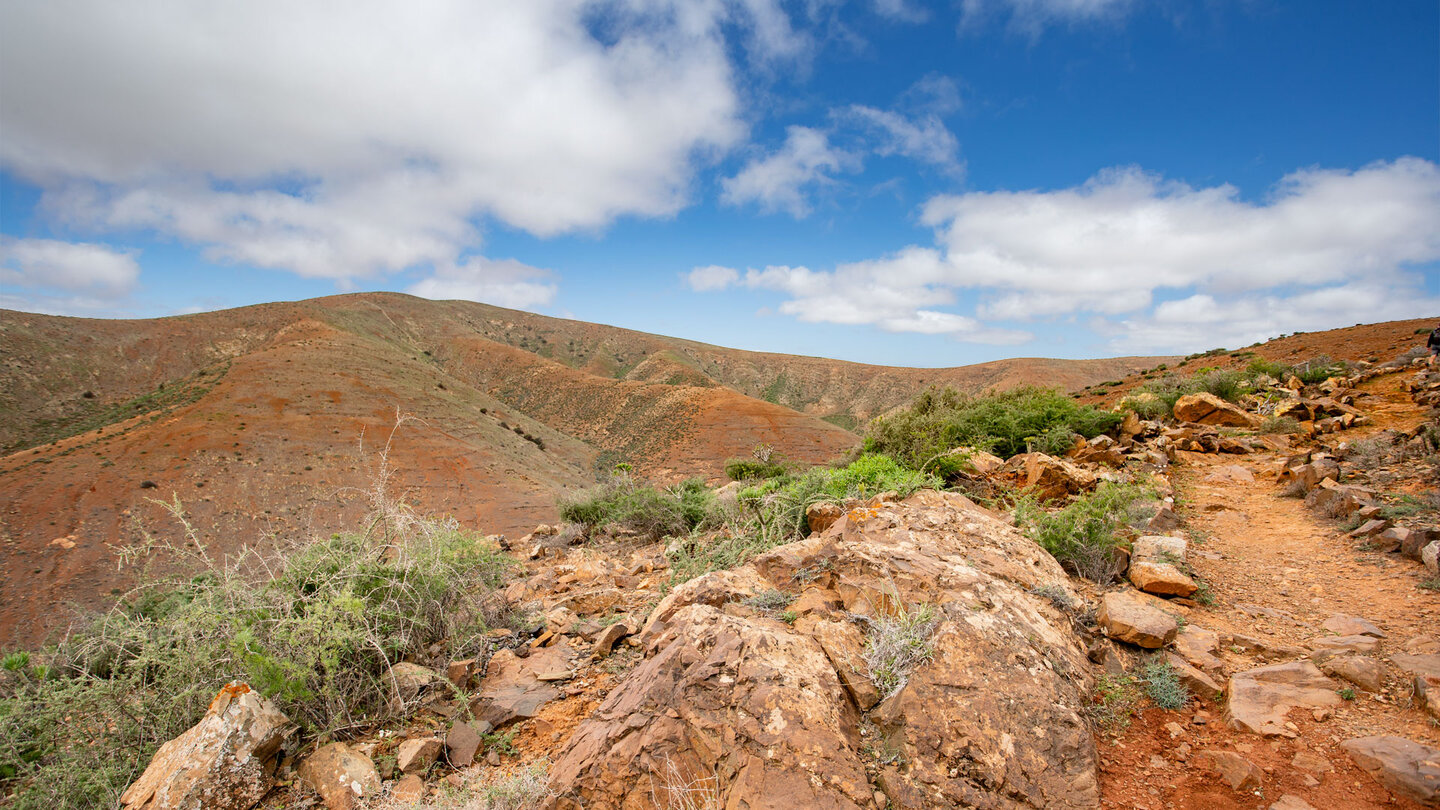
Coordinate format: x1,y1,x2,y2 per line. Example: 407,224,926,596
1321,614,1385,638
298,743,381,810
1173,392,1261,428
390,774,426,804
445,721,487,768
120,682,295,810
805,501,844,534
396,737,442,775
1340,735,1440,805
1128,560,1198,598
1097,590,1178,649
1225,661,1340,737
1000,453,1099,502
1196,749,1263,791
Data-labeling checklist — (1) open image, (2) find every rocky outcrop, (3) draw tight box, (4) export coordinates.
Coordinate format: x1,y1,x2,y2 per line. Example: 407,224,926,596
998,453,1100,502
1340,736,1440,805
545,491,1099,810
297,743,380,810
1173,393,1261,428
121,682,295,810
1225,662,1340,737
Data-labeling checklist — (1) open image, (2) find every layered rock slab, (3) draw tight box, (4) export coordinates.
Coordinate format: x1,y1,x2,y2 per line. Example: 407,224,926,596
546,490,1099,810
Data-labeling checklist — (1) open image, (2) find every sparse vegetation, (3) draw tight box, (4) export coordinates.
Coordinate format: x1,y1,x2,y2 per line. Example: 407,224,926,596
862,602,940,699
1014,481,1155,582
559,473,718,540
1090,674,1143,735
1258,415,1301,435
0,430,518,809
864,385,1121,469
1142,657,1190,710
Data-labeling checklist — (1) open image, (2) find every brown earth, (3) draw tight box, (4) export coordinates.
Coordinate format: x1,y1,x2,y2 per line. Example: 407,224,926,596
0,292,1162,647
1095,369,1438,809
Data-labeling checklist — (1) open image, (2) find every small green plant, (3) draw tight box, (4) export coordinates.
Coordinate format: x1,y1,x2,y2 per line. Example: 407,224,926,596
1014,481,1156,582
1339,687,1357,701
779,610,799,625
862,602,940,699
1090,674,1143,735
1192,579,1216,606
559,474,718,540
481,729,518,757
1419,577,1440,592
1027,585,1076,611
1140,657,1186,706
1,652,30,672
742,588,792,612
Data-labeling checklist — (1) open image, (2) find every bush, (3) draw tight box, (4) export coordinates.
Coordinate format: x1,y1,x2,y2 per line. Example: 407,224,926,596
0,499,515,809
1258,415,1301,435
667,455,937,583
723,458,786,481
864,386,1121,467
862,603,939,699
1014,481,1155,582
1143,656,1191,709
559,474,718,540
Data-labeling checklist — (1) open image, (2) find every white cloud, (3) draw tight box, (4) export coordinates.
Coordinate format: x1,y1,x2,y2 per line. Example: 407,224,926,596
844,105,962,171
0,237,139,293
0,1,803,283
960,0,1136,33
686,265,741,291
407,257,557,311
872,0,929,23
720,126,860,217
694,158,1440,351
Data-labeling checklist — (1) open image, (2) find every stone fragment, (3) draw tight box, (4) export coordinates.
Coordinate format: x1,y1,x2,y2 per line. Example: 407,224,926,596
386,663,449,712
1097,590,1178,649
1128,560,1198,598
1225,661,1341,737
1203,464,1255,484
1268,796,1317,810
810,617,880,711
1347,519,1391,538
1308,634,1381,656
1132,535,1187,562
1173,392,1261,428
390,774,426,805
468,641,576,728
396,737,442,775
590,618,636,660
1316,655,1382,693
1290,750,1333,773
1001,452,1100,502
445,721,485,768
1321,614,1385,638
1391,654,1440,722
120,682,294,810
1423,540,1440,575
1173,625,1224,675
1340,735,1440,805
1196,749,1263,790
1401,528,1440,561
1165,653,1223,700
298,743,381,810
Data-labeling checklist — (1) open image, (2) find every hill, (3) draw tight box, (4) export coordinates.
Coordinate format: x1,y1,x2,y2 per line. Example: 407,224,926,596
1,291,1166,645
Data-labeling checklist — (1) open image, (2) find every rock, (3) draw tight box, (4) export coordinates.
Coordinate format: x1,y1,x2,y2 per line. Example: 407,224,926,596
1423,541,1439,576
468,641,576,728
1269,796,1317,810
446,721,487,768
1391,654,1440,721
1001,452,1099,502
1401,528,1440,561
1291,750,1333,773
390,773,426,804
1308,634,1381,656
545,490,1099,810
1146,506,1182,532
445,658,476,689
1132,535,1187,562
1128,560,1198,598
1196,749,1263,791
590,619,636,660
1165,653,1223,700
386,662,449,712
297,743,381,810
1097,590,1178,649
1321,614,1385,638
120,682,295,810
1173,626,1225,675
1173,392,1261,428
805,501,844,534
810,617,880,711
1225,661,1341,737
1316,655,1383,693
1340,736,1440,805
1278,458,1340,492
396,737,442,775
1347,519,1391,538
1304,479,1373,518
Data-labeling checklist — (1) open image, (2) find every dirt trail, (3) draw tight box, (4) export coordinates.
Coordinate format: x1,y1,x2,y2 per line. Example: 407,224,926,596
1100,371,1438,809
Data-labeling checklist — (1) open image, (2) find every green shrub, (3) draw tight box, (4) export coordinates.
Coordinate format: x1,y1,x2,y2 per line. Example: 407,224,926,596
667,455,937,583
1143,657,1190,710
0,502,514,809
863,603,939,699
1258,415,1301,434
1090,673,1143,735
1118,393,1170,421
559,474,718,540
1014,481,1155,582
723,458,786,481
864,386,1121,467
1292,355,1348,384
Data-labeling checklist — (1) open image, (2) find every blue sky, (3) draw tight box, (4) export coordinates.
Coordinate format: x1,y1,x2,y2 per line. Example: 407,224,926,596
1,1,1437,366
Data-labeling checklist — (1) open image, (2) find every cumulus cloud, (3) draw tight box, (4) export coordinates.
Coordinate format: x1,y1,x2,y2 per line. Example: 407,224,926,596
872,0,929,23
844,105,961,171
407,257,557,311
0,237,139,293
720,126,860,216
695,158,1440,351
0,1,805,284
686,265,741,291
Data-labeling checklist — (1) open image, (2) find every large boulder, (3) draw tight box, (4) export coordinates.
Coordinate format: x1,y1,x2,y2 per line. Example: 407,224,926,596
546,491,1099,810
1173,393,1261,428
120,682,295,810
1340,736,1440,805
1096,590,1178,649
1000,453,1099,502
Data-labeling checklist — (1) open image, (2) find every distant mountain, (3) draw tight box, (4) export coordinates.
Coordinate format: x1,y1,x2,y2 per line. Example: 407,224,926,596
0,292,1168,645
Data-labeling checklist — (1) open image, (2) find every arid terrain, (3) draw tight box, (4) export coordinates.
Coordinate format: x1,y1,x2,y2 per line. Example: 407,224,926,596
0,293,1163,647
